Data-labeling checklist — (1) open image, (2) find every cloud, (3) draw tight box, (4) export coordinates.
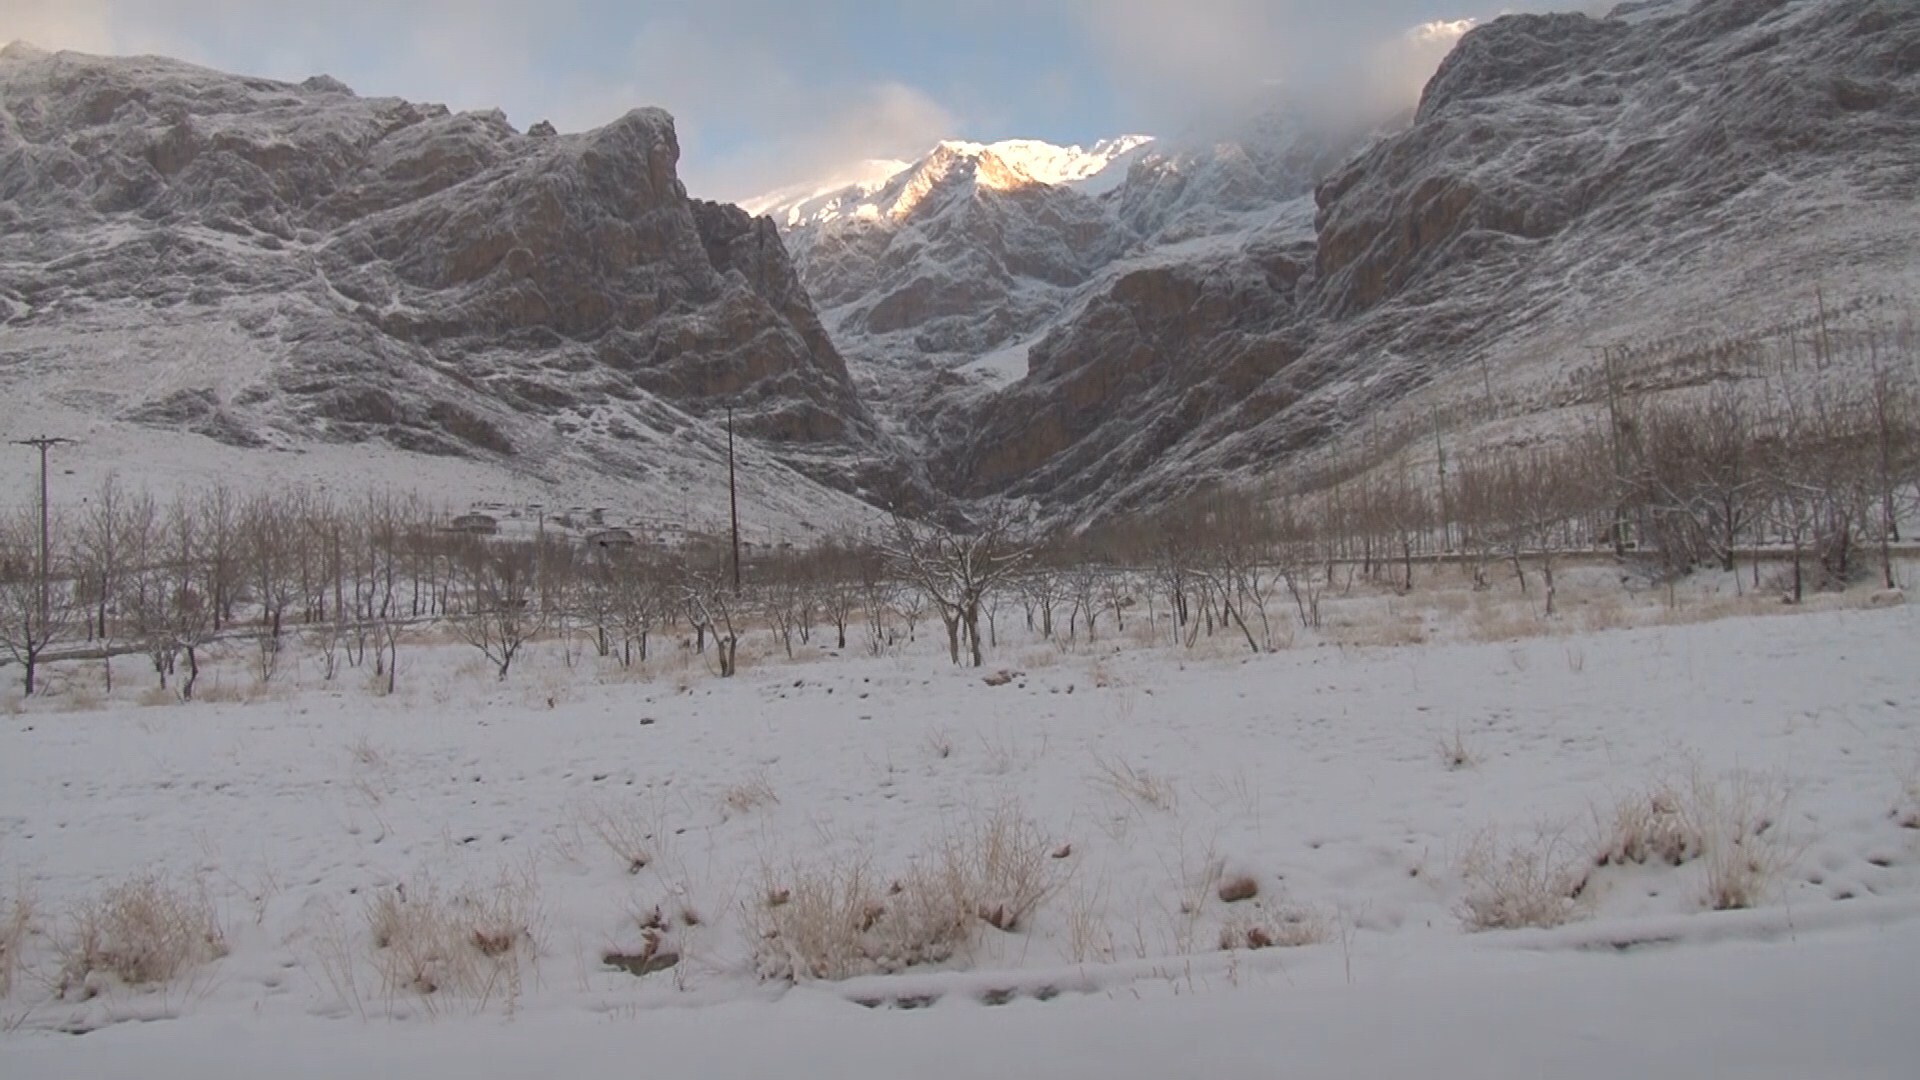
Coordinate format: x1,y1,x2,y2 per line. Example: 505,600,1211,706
1368,18,1481,114
2,1,1595,203
523,9,958,201
1068,1,1564,130
2,0,116,52
0,0,206,59
687,82,957,202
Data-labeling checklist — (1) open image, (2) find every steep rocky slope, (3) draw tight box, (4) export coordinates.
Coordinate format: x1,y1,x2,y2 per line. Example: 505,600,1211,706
0,43,893,527
943,0,1920,517
770,119,1366,454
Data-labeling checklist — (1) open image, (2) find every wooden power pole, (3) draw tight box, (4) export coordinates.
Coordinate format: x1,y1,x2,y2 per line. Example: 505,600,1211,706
12,436,74,629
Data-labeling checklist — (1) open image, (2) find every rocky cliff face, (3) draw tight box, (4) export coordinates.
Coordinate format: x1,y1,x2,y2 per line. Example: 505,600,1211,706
939,0,1920,517
770,117,1366,465
0,43,889,521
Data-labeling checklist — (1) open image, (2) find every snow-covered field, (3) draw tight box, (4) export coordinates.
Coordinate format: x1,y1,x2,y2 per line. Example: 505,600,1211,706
3,572,1919,1077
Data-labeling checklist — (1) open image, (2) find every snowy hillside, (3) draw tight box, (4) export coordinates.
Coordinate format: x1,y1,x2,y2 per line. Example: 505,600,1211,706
728,0,1920,522
945,0,1920,516
755,114,1360,456
0,42,899,531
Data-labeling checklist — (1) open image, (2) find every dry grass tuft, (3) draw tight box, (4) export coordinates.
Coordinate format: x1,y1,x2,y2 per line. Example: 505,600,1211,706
751,804,1067,982
721,772,779,818
580,797,660,874
750,852,971,982
1,888,31,998
1439,727,1481,771
1893,762,1920,831
952,803,1068,933
57,874,227,1000
137,685,178,708
1220,902,1331,951
347,735,386,770
57,681,106,713
1330,612,1428,649
1064,879,1115,964
366,866,542,1011
925,726,954,761
1591,767,1794,911
1090,751,1177,813
1457,827,1590,932
1466,602,1548,644
1593,782,1701,868
1578,595,1633,632
1695,771,1794,911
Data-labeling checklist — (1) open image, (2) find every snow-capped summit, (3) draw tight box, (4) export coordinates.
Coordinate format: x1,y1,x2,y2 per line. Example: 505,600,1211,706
747,135,1154,228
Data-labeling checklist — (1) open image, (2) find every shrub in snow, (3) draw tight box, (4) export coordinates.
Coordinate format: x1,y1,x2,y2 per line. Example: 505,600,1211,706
751,853,972,982
366,867,542,1011
955,802,1067,932
1594,783,1702,868
581,797,658,874
1457,828,1590,932
1439,727,1481,771
1220,902,1330,951
1693,772,1793,911
1590,767,1794,911
0,889,30,998
753,805,1066,981
57,874,226,1000
1089,751,1177,812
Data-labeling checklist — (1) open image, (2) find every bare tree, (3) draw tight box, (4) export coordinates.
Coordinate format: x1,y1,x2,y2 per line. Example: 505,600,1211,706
682,564,743,677
886,509,1031,667
77,476,145,692
612,558,664,667
1865,364,1918,587
459,544,538,680
0,510,74,695
1065,562,1102,645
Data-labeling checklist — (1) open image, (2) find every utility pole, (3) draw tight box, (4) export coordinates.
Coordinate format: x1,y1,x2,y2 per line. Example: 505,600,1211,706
1431,406,1451,553
1590,345,1630,556
13,436,73,630
727,406,741,594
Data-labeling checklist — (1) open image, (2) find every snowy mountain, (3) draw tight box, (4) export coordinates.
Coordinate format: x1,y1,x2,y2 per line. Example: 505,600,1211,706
943,0,1920,516
3,0,1913,529
757,113,1370,455
0,41,901,531
745,136,1153,229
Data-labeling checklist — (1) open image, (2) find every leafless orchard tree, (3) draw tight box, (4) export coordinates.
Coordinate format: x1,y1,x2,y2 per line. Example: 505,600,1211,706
680,563,743,677
458,542,539,680
886,508,1032,667
0,509,75,695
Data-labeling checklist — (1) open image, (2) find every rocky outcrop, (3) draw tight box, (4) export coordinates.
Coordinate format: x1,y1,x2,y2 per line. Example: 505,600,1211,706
1313,0,1920,318
941,0,1920,517
769,116,1366,467
786,144,1133,380
949,235,1316,499
0,42,887,507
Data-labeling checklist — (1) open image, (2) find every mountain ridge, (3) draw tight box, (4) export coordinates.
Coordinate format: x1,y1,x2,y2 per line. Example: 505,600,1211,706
0,42,906,531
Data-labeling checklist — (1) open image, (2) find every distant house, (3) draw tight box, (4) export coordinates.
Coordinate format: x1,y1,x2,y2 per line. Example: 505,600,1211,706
450,513,499,535
586,528,637,550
